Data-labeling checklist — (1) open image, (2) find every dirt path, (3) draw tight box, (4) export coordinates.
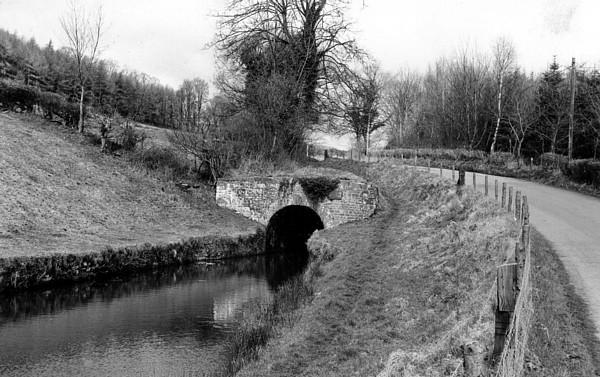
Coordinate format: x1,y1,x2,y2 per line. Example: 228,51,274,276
435,167,600,339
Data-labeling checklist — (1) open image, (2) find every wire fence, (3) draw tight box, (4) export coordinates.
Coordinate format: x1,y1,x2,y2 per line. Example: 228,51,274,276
309,148,535,376
493,179,533,377
447,168,534,377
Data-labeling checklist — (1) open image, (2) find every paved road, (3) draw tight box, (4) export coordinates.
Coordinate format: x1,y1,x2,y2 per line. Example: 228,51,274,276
429,167,600,337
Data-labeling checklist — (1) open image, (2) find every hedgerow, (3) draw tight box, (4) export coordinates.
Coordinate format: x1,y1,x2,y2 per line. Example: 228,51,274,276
0,79,80,126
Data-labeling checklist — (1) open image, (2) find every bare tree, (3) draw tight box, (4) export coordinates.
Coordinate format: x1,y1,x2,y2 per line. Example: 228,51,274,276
177,78,209,132
583,74,600,159
447,47,492,150
330,61,386,156
382,69,422,147
490,37,516,154
60,0,104,133
506,71,538,162
214,0,360,158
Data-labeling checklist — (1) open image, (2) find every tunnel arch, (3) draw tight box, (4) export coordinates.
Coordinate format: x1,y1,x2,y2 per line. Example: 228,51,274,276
265,205,324,254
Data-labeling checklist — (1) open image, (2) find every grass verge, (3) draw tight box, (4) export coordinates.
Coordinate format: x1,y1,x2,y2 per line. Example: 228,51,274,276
381,154,600,200
525,229,600,376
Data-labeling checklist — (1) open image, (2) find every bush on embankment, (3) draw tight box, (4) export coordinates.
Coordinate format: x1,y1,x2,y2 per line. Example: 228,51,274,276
0,79,80,126
560,159,600,188
228,160,516,377
374,147,600,197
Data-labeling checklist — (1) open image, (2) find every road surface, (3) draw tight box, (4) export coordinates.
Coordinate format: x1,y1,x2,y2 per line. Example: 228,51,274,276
429,166,600,338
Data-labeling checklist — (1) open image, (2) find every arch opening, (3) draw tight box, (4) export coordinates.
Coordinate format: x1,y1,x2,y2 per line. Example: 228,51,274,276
265,205,324,254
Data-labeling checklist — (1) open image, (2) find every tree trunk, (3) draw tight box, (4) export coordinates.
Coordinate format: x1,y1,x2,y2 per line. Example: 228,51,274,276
78,85,85,133
516,138,523,167
490,75,503,154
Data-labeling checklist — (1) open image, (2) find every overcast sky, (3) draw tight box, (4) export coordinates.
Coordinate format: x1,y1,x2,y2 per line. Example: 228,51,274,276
0,0,597,92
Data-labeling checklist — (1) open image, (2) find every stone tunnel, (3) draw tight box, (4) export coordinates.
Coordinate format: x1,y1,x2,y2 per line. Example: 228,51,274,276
215,174,379,229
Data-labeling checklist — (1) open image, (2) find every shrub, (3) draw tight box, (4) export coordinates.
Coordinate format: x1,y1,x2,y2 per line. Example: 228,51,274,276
0,79,80,126
130,147,190,180
540,152,568,168
37,90,80,127
381,147,488,162
231,153,300,177
560,159,600,187
0,79,38,111
168,129,245,182
114,122,146,151
298,177,340,203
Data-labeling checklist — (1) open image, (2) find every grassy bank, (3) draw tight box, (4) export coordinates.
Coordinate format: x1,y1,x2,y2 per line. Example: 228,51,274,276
221,273,315,376
228,160,516,376
0,112,258,260
525,229,600,376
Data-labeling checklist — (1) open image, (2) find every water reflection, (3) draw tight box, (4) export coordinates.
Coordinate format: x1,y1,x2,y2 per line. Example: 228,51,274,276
0,254,309,377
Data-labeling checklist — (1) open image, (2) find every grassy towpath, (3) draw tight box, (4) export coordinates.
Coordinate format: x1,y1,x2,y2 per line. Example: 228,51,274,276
234,161,516,376
0,112,257,259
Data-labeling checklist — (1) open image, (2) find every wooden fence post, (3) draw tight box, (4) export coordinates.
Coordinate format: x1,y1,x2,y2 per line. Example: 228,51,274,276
501,183,507,208
485,176,489,196
493,263,517,359
473,173,476,189
521,224,531,253
515,191,522,223
458,170,466,186
522,196,529,225
515,241,526,288
495,180,499,201
428,159,431,173
440,166,443,177
508,187,513,214
452,164,456,181
401,153,404,164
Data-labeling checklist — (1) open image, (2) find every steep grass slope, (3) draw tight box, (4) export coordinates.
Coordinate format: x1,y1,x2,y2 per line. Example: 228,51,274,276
0,112,257,258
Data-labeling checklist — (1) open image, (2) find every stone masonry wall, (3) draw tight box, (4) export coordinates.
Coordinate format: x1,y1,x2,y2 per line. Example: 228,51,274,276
216,176,379,228
0,231,264,293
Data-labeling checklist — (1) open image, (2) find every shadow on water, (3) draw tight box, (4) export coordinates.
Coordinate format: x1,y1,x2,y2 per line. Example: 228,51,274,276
0,254,310,377
0,255,306,324
0,205,322,376
263,204,323,288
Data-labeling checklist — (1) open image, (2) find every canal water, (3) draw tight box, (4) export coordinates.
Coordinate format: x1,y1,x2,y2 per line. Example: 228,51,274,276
0,254,308,377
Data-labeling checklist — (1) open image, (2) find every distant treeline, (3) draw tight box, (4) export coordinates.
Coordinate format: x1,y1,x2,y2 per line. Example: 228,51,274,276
384,50,600,160
0,28,208,130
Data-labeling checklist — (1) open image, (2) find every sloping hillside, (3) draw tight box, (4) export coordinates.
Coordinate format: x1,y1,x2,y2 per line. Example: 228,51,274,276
0,112,257,258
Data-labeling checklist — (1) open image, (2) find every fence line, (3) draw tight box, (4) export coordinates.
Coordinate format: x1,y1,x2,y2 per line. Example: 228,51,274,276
457,169,533,377
307,147,534,376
